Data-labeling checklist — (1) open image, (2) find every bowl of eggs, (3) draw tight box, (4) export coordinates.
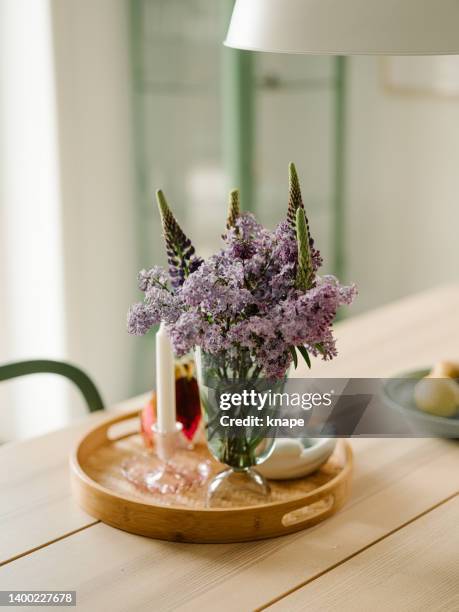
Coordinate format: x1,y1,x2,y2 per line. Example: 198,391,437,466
383,361,459,438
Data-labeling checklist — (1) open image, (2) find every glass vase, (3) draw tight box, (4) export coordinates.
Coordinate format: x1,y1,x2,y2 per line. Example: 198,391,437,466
195,348,286,507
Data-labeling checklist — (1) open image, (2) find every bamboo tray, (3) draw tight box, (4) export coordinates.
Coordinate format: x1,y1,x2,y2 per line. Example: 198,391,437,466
70,410,353,543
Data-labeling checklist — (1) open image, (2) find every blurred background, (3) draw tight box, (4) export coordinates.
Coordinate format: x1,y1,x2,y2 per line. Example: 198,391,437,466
1,0,459,440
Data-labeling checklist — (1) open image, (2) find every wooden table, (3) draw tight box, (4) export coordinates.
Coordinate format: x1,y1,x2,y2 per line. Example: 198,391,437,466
1,285,458,611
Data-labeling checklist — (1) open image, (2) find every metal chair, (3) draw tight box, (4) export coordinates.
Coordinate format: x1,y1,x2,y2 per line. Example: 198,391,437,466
0,360,105,413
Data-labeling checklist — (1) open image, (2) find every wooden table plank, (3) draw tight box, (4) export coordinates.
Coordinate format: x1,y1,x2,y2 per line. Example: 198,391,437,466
268,494,459,612
0,438,457,611
0,394,149,565
0,417,101,566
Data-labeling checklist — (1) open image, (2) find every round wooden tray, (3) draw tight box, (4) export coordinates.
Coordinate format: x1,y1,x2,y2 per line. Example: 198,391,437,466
70,410,353,543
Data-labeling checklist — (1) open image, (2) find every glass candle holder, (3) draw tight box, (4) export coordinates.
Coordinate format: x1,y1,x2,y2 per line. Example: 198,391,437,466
122,422,210,496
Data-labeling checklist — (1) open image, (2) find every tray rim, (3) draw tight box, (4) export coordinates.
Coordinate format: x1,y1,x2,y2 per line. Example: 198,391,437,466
70,409,353,514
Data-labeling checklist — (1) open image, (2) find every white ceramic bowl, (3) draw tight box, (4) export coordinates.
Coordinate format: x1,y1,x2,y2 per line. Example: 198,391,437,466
257,437,337,480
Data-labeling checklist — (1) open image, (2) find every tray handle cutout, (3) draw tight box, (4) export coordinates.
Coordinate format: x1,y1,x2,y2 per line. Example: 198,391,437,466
106,417,140,441
281,494,335,528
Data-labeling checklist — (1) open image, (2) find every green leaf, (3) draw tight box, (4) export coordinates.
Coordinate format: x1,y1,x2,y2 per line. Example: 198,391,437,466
289,346,298,369
297,345,311,369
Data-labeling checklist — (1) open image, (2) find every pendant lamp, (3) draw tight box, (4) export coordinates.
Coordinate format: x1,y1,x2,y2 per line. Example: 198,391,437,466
224,0,459,55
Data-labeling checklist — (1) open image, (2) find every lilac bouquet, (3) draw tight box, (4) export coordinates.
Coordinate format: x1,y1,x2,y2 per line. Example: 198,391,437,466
128,163,356,381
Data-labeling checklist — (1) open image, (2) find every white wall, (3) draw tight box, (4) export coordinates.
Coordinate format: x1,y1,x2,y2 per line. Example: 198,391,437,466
0,0,138,440
0,0,66,440
346,56,459,313
51,0,138,415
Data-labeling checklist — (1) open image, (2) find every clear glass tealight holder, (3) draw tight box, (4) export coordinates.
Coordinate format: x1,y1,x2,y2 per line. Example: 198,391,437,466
122,422,210,496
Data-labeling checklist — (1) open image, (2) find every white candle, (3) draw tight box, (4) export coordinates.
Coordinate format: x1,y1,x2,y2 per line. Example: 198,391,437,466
155,323,176,433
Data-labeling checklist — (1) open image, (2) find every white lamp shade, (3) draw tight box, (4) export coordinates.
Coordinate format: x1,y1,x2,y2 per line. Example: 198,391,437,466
224,0,459,55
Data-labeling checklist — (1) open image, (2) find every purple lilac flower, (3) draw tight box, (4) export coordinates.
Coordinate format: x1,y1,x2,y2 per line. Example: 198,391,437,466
138,266,169,292
232,213,263,241
201,322,232,354
180,258,252,318
167,311,202,356
127,303,158,336
145,287,182,325
228,239,256,260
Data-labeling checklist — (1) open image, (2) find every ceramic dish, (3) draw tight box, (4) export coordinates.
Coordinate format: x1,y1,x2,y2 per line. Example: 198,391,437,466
257,438,337,480
383,368,459,438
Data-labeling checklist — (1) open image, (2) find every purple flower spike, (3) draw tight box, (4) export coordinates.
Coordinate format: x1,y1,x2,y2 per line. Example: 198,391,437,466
156,189,202,289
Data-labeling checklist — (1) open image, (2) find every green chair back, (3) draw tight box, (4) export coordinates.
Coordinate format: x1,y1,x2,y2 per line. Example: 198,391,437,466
0,360,104,413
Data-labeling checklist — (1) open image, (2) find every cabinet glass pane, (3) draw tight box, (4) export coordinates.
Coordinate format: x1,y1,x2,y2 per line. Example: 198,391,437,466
131,0,339,272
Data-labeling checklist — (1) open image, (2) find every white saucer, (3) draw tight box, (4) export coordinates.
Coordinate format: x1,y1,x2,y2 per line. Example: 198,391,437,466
258,438,337,480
